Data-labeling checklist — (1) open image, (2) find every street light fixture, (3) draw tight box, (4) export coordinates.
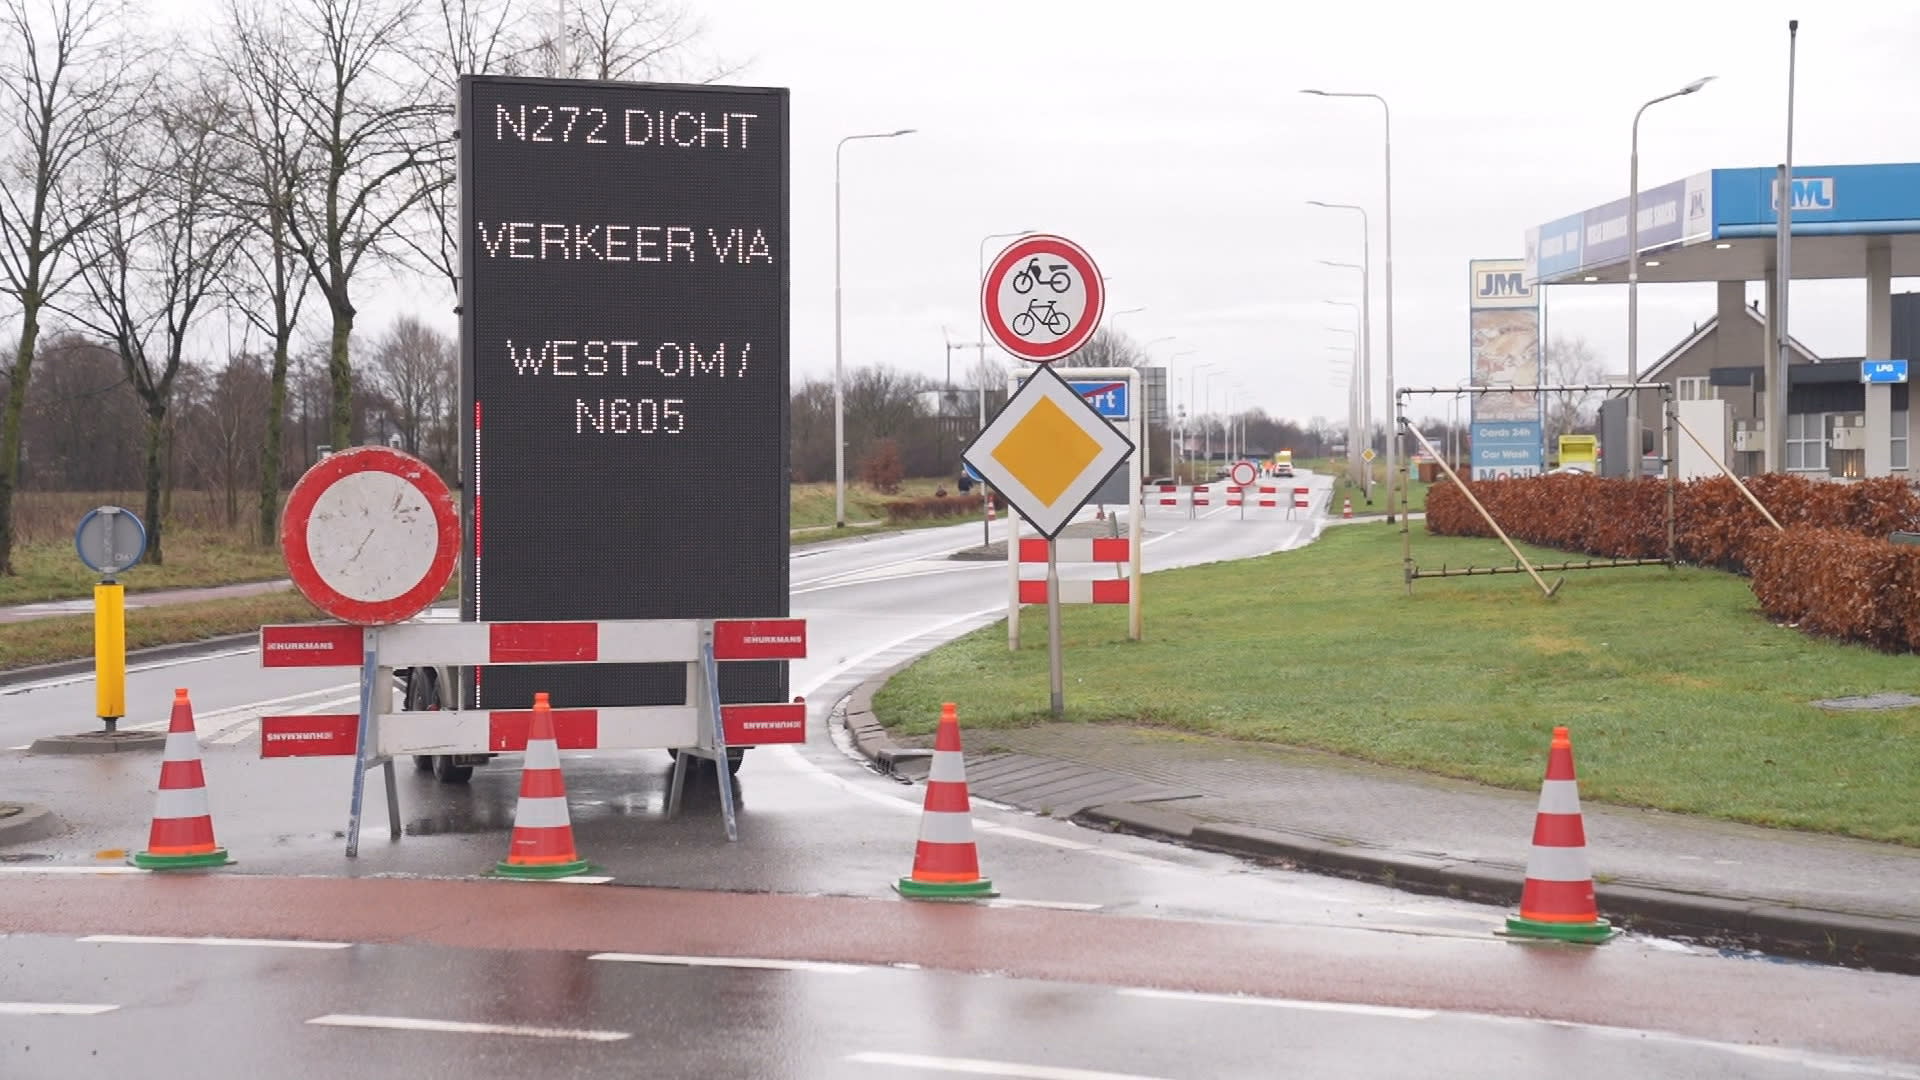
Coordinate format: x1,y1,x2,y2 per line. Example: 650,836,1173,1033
834,127,916,527
1302,89,1396,520
1627,75,1716,479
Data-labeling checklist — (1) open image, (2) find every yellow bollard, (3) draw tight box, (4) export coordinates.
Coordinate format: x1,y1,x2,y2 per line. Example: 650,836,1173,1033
95,582,126,728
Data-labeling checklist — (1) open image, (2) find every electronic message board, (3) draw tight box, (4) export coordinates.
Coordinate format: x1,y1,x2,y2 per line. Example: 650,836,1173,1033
459,75,789,711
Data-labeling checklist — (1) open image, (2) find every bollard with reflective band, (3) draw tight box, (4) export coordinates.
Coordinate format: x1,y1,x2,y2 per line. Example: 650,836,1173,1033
94,583,126,727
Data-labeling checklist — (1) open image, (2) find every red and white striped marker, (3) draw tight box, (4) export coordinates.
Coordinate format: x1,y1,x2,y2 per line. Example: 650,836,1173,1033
131,689,231,870
494,693,593,879
1018,579,1130,604
1504,726,1614,943
895,703,995,899
1342,498,1353,519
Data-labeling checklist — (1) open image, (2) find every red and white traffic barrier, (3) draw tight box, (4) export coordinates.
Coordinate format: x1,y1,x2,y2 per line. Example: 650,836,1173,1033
1013,536,1131,605
1146,483,1317,517
257,617,807,758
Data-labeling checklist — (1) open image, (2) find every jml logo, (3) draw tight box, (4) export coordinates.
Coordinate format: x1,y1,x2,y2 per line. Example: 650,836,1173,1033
1772,177,1835,212
1477,270,1530,299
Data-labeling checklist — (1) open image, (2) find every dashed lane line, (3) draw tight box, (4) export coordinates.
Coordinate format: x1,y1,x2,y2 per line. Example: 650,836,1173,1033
79,934,350,950
306,1013,631,1042
589,952,866,974
844,1052,1171,1080
0,1002,120,1016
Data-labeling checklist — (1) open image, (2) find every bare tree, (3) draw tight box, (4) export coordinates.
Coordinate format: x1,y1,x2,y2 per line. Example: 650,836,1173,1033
230,0,449,455
64,85,247,564
518,0,733,82
0,0,137,573
1542,335,1605,445
368,314,453,459
1058,326,1145,370
216,10,314,543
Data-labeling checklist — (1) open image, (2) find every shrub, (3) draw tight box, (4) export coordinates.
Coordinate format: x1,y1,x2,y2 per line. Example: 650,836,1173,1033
859,439,904,494
882,496,980,523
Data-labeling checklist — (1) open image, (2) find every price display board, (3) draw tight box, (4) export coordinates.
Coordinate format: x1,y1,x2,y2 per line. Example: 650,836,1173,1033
459,75,790,710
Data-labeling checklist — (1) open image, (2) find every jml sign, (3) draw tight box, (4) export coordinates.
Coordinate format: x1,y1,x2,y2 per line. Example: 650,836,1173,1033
1773,176,1836,212
1468,258,1543,479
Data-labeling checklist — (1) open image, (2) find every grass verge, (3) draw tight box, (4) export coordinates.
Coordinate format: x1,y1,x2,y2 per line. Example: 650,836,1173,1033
873,521,1920,846
0,529,287,607
1297,457,1432,515
0,591,325,671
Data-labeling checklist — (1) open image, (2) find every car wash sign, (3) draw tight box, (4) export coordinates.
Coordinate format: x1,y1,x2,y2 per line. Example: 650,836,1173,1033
1468,258,1542,479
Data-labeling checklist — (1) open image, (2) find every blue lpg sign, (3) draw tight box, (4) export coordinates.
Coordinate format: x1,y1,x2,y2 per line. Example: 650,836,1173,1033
1862,359,1909,384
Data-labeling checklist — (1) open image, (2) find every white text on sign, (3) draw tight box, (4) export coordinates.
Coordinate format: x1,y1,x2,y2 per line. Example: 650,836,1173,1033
494,105,760,149
473,223,774,264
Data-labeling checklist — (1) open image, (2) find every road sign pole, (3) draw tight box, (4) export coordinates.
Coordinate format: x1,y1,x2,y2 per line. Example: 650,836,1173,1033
1129,390,1143,642
701,635,740,843
94,582,125,732
345,627,378,858
1007,510,1021,652
1046,541,1065,717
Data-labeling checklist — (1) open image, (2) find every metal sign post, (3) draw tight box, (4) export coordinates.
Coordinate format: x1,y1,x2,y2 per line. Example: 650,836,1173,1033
702,637,740,842
1047,542,1065,716
345,628,379,859
74,506,145,733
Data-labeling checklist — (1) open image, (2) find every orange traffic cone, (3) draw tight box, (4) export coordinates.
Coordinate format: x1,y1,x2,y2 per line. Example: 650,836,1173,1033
895,703,996,900
131,689,231,869
1504,726,1614,943
1342,498,1353,519
494,693,594,879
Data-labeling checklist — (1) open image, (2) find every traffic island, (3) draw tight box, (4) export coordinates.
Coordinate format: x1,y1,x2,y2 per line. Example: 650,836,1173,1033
0,802,59,846
30,729,166,755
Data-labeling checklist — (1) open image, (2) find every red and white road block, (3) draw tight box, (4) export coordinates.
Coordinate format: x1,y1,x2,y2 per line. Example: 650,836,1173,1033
1145,483,1318,518
1013,536,1131,605
256,617,808,759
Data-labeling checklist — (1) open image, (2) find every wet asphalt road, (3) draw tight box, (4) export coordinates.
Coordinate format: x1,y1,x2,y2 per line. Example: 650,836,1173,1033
4,931,1916,1080
5,482,1920,1076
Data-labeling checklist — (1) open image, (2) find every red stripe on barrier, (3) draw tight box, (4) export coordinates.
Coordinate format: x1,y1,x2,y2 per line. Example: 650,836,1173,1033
1018,580,1048,604
722,703,807,745
490,621,597,664
260,714,359,758
260,624,364,668
712,618,808,660
1089,537,1129,562
1090,579,1131,604
1531,812,1587,848
1018,538,1049,563
489,708,599,751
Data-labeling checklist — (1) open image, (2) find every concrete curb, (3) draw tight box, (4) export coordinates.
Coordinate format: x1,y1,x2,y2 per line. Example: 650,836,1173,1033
838,669,1920,976
0,803,59,847
0,632,258,690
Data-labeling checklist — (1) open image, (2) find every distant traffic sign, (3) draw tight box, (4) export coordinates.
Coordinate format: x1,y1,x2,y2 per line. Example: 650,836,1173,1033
281,447,459,626
962,461,984,483
981,234,1105,363
74,506,145,577
1070,380,1128,418
1362,448,1377,463
1230,460,1258,487
1862,359,1909,384
961,363,1133,538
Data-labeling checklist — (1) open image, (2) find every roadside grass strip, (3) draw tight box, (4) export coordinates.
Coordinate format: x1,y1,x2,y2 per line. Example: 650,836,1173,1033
874,522,1920,845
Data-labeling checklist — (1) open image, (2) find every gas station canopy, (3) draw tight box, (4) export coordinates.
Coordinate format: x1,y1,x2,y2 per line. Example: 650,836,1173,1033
1525,163,1920,286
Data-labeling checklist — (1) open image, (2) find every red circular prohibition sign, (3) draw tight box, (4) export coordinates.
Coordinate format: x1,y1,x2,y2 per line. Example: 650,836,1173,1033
982,234,1106,363
281,446,460,625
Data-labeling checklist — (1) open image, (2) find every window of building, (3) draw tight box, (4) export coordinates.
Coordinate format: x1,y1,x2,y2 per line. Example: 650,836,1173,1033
1896,411,1909,471
1786,411,1826,471
1676,376,1712,401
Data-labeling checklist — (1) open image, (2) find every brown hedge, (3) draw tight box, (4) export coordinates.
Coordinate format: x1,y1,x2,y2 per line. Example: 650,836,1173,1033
1425,474,1920,651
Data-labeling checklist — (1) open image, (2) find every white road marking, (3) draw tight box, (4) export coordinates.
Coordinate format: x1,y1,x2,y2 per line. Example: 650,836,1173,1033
79,934,350,950
306,1013,630,1041
984,898,1103,912
205,691,361,746
1117,987,1436,1019
589,952,866,974
0,1002,119,1016
497,874,614,885
122,682,358,735
845,1052,1170,1080
0,866,147,875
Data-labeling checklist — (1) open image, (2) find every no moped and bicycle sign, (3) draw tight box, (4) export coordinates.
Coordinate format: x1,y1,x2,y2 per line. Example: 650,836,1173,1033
982,234,1105,363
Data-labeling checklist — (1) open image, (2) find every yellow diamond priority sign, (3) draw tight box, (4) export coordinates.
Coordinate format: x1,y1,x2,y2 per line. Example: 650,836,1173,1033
962,363,1134,539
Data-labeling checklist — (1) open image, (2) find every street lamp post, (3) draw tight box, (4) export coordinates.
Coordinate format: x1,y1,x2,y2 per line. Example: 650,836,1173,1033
1302,89,1395,520
1626,76,1715,479
835,128,915,527
1310,204,1370,463
1323,285,1368,496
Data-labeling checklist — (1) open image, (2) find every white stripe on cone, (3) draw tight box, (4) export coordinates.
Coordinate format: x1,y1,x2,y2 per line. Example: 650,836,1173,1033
523,738,561,770
151,787,211,821
916,810,978,846
927,752,967,783
1522,844,1594,883
1536,779,1583,815
511,795,572,829
164,732,201,760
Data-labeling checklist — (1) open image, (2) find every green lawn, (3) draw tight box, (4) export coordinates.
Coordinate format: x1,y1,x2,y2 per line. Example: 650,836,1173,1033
789,478,958,530
1297,456,1433,516
0,529,288,607
874,521,1920,846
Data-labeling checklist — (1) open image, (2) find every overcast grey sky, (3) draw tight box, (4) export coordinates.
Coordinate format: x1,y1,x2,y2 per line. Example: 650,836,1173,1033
696,0,1920,424
143,0,1920,426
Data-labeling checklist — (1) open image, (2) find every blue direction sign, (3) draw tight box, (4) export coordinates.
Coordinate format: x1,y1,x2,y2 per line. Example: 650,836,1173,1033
1070,380,1128,418
962,461,984,483
1862,359,1909,384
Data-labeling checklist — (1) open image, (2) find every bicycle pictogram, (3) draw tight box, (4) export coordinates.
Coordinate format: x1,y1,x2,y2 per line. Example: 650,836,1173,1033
1010,298,1071,338
1012,257,1072,295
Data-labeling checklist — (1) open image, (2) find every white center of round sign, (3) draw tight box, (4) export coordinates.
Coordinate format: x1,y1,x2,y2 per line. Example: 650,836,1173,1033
306,470,441,604
994,254,1091,347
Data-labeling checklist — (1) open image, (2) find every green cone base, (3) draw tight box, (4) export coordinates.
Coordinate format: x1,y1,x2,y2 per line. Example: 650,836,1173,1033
130,848,232,870
894,876,998,900
1502,914,1616,943
494,858,596,880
